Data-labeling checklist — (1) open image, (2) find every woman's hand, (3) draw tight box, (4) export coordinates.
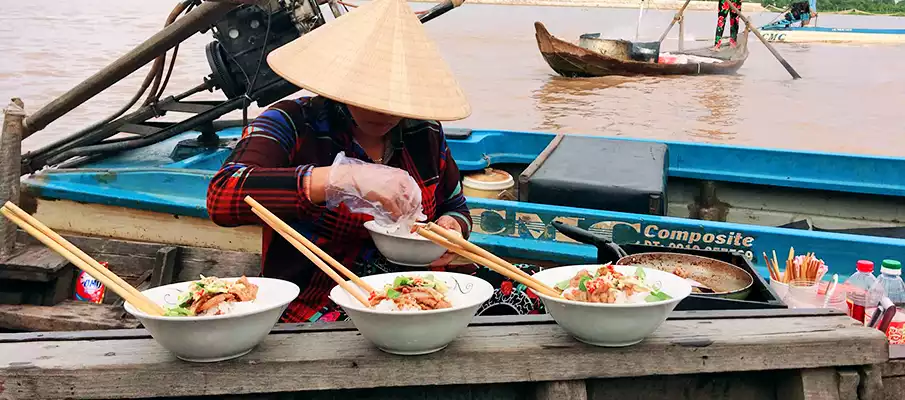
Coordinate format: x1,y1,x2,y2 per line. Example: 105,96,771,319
311,153,426,225
430,215,463,267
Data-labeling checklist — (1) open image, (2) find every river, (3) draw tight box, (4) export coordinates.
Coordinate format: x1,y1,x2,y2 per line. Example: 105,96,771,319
1,0,904,155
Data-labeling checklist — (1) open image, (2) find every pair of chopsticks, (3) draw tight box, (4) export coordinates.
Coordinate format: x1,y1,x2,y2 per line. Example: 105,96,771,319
416,223,560,297
0,201,164,316
244,195,560,303
243,196,375,307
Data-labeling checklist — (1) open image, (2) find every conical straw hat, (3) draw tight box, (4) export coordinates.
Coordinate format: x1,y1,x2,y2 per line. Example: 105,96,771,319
267,0,471,121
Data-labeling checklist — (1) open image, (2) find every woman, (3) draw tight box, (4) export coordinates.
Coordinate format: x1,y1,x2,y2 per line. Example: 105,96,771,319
206,0,545,322
714,0,743,49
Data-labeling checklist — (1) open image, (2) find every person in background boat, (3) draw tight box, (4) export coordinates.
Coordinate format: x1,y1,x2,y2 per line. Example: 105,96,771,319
713,0,743,49
762,0,817,29
206,0,547,323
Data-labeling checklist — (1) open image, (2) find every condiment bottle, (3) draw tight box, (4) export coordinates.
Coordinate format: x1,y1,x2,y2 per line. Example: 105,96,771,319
843,260,876,324
867,259,905,344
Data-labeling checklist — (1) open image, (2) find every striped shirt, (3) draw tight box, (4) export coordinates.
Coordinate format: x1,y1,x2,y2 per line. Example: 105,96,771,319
206,96,472,322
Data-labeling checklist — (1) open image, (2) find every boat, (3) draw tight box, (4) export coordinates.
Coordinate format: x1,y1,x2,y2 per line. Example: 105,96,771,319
534,21,749,78
758,25,905,44
18,125,905,283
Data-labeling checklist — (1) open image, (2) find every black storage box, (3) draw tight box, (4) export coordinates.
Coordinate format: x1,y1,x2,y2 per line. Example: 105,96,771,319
519,135,668,216
0,245,75,306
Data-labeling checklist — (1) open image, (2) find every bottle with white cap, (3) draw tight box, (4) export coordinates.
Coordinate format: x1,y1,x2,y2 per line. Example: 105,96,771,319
867,259,905,344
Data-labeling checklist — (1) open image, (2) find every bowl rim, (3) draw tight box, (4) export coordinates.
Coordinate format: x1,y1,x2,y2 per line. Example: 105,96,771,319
124,276,300,321
330,271,494,316
363,220,431,241
531,264,692,309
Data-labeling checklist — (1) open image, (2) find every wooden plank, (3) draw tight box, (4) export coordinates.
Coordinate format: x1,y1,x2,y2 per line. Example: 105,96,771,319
0,99,25,260
796,368,840,400
884,376,905,400
0,310,855,343
518,133,564,201
587,371,779,400
536,380,586,400
151,247,179,287
778,368,849,400
0,300,139,332
883,358,905,378
836,369,860,400
175,246,260,282
0,244,70,282
0,315,888,399
859,364,884,400
31,199,261,253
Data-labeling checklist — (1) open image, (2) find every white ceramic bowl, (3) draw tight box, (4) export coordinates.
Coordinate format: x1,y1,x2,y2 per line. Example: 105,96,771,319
329,271,493,355
124,277,300,362
364,220,447,266
531,265,692,347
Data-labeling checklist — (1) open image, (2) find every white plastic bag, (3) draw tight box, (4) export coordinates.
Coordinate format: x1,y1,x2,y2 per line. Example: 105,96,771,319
325,152,426,232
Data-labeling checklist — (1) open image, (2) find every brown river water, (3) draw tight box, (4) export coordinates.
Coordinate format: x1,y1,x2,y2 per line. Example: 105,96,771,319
2,1,904,155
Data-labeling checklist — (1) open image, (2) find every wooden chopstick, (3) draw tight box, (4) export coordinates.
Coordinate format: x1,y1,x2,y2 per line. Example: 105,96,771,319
425,222,559,296
416,228,560,297
249,208,371,307
244,200,371,307
2,202,164,315
0,205,163,316
244,196,374,294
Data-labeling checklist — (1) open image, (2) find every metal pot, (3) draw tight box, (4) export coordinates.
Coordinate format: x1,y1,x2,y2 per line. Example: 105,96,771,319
551,221,754,299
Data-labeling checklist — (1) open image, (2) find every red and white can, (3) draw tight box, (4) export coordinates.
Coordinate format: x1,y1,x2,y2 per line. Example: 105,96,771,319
74,261,108,304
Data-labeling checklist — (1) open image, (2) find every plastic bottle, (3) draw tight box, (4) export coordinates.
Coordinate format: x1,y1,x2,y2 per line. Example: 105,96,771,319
843,260,877,324
867,259,905,344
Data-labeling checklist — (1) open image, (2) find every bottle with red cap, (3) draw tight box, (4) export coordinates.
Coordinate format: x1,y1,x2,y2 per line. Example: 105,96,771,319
867,260,905,344
843,260,877,324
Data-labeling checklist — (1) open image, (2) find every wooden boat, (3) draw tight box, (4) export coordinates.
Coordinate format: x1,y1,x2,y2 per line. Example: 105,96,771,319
17,126,905,283
759,25,905,44
534,21,749,78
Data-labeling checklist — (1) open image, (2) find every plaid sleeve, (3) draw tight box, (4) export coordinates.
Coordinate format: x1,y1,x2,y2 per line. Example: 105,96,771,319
207,104,326,226
434,126,473,239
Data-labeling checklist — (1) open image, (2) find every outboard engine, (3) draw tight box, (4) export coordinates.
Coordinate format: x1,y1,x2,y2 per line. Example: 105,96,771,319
205,0,323,106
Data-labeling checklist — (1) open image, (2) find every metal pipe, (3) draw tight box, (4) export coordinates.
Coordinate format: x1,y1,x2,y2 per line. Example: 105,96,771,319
1,99,26,259
23,1,238,137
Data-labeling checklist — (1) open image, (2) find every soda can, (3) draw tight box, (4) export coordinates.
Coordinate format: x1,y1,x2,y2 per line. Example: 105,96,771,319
74,261,108,304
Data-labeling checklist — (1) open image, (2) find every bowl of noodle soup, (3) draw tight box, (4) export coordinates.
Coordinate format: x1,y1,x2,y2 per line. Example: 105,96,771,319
330,271,493,355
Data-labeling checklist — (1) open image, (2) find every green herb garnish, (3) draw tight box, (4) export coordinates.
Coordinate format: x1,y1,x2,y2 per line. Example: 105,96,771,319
386,289,401,299
393,276,412,288
555,279,571,291
644,290,672,303
164,307,192,316
578,275,592,292
635,267,646,280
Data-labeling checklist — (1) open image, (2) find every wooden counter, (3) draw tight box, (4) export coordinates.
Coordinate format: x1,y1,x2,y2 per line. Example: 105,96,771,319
0,310,891,400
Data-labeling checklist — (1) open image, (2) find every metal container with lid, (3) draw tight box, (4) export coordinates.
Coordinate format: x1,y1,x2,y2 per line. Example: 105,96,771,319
462,168,515,200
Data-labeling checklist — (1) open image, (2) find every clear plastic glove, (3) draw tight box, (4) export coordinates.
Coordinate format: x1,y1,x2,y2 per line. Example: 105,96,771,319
325,152,426,231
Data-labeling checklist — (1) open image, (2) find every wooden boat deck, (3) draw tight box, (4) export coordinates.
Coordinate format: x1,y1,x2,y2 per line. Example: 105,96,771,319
0,310,894,400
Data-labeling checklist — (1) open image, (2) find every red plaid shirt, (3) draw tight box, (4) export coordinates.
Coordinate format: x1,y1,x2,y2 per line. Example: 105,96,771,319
206,96,472,322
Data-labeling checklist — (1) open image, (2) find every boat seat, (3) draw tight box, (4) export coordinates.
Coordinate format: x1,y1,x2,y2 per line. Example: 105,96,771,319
518,135,667,215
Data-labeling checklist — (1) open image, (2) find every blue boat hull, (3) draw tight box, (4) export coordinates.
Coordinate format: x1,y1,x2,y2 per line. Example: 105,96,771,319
758,26,905,44
21,128,905,281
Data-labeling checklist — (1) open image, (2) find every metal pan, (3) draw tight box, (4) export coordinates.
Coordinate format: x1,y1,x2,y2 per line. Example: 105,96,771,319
552,221,754,299
615,252,754,299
